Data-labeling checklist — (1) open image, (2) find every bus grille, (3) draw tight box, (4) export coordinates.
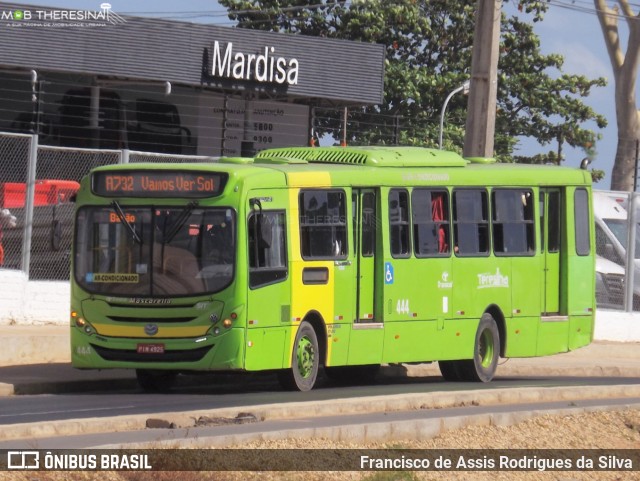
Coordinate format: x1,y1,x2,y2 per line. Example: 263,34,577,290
106,316,197,323
91,344,212,363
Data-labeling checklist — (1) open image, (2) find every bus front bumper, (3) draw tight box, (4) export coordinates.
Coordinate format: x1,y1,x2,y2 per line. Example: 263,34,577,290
70,326,245,372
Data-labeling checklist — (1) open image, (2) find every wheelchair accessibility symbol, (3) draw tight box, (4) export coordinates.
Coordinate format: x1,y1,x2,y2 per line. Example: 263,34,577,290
384,262,394,284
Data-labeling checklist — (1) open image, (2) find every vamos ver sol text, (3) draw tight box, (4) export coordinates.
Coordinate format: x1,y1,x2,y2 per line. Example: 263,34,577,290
104,174,216,194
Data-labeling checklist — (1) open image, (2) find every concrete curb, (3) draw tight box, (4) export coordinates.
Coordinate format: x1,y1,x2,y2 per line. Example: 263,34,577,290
2,384,640,443
111,402,640,449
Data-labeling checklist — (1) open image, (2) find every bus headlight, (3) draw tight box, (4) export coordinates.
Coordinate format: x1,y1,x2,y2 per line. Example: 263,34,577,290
72,311,96,335
223,312,238,328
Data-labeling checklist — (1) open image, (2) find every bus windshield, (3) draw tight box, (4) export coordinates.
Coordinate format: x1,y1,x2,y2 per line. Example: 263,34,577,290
74,205,235,296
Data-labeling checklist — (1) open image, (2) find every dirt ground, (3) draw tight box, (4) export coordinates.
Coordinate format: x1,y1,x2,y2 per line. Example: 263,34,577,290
2,408,639,481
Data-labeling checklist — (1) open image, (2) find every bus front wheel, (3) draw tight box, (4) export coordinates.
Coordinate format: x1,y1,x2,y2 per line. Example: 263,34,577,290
460,313,500,382
278,321,319,391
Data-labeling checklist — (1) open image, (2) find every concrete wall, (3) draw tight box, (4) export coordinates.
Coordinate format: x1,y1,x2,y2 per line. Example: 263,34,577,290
594,309,640,342
1,270,639,342
0,270,69,325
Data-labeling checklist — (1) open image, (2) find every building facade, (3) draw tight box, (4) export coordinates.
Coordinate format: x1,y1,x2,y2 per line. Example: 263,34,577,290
0,3,385,157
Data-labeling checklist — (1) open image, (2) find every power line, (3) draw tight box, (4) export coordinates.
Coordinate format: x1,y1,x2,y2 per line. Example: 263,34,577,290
120,2,338,25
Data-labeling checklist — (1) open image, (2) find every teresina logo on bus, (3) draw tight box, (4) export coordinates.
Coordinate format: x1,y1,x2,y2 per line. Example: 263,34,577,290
212,41,299,85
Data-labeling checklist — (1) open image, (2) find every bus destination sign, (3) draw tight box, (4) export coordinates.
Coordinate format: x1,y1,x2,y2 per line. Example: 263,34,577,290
92,171,228,198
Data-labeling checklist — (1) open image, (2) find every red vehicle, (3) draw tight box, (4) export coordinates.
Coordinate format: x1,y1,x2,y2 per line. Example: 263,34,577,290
0,180,79,278
0,179,80,208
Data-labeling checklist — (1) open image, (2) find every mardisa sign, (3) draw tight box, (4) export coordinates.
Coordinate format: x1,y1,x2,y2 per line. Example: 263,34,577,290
211,41,299,85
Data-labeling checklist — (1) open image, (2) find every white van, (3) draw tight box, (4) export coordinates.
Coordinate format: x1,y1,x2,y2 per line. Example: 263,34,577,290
595,255,625,308
593,191,640,308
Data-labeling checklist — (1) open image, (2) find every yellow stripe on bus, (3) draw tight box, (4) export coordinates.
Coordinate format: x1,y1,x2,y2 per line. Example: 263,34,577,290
286,175,335,367
287,171,332,188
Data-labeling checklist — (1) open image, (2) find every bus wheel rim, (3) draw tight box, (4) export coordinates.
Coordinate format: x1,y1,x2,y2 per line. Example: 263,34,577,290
296,336,315,378
479,329,494,368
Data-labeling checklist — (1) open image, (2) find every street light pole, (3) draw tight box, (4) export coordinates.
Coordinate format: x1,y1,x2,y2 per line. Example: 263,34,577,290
439,80,470,149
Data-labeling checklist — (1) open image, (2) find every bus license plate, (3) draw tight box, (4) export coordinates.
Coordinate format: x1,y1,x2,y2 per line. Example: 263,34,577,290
137,343,165,354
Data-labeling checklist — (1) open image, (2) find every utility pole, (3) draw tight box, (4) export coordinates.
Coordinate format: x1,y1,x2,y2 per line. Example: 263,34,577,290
463,0,502,159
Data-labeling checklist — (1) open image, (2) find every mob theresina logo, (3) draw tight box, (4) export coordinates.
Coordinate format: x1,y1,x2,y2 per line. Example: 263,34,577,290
1,3,126,26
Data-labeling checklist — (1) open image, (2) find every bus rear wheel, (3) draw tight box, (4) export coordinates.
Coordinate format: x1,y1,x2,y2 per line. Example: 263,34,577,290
459,313,500,382
278,321,319,391
136,369,177,393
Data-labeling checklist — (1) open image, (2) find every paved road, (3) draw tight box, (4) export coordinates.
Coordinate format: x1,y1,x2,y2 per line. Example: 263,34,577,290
2,373,640,425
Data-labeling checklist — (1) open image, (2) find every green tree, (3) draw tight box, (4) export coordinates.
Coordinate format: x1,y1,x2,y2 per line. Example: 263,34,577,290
220,0,606,166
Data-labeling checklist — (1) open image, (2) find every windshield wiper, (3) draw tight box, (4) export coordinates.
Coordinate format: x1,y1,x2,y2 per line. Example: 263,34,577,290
164,201,198,244
111,201,142,244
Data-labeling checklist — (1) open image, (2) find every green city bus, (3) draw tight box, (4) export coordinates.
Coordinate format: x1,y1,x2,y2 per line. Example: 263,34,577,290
70,146,595,391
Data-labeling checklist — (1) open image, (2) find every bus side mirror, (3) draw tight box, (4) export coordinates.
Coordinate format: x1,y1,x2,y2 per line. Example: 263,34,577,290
249,197,271,247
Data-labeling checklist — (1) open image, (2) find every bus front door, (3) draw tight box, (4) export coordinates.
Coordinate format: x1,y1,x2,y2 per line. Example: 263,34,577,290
347,188,383,365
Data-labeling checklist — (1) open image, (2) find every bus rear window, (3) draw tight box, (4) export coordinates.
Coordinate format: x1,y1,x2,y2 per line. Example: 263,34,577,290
575,188,591,256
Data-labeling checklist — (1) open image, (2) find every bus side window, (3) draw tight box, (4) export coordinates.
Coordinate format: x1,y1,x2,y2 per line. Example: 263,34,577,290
412,188,450,257
248,210,288,288
453,189,489,256
299,190,347,260
389,189,411,258
492,189,535,255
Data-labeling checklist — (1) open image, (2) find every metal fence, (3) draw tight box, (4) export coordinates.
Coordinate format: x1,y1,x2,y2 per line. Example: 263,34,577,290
3,133,639,309
0,132,217,281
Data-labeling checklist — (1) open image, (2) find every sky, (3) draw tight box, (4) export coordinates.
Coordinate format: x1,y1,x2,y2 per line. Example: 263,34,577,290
8,0,623,188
